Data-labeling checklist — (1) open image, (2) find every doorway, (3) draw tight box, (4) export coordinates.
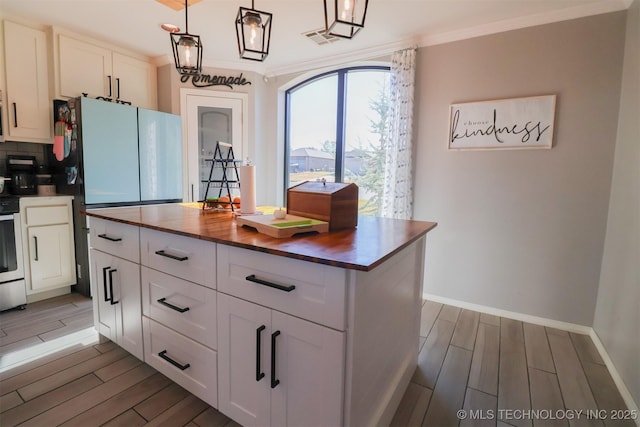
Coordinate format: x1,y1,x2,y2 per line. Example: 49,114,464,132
180,89,248,202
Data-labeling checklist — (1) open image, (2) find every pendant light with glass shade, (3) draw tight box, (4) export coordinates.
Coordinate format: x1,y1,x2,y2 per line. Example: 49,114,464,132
324,0,369,39
235,0,272,62
170,0,203,74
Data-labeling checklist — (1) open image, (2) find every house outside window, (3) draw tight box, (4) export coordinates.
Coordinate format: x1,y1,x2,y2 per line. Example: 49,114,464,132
284,66,391,215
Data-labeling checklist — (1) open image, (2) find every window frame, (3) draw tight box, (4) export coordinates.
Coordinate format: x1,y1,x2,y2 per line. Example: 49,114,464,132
283,65,390,198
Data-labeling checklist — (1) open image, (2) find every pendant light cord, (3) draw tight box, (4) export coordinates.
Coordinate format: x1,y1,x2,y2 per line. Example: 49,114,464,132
185,0,189,34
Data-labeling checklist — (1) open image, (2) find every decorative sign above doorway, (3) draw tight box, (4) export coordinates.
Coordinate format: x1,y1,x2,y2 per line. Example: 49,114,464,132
448,95,556,150
180,72,252,89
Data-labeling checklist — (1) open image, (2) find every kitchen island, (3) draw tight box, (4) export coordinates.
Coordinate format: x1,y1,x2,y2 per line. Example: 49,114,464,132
85,203,437,427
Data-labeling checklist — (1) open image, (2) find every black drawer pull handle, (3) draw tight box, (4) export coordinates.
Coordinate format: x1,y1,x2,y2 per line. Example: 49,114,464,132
33,236,39,261
98,234,122,242
155,250,188,261
107,75,112,97
157,297,190,313
245,275,295,293
256,325,266,382
271,330,280,388
108,269,119,305
158,350,190,371
102,266,110,302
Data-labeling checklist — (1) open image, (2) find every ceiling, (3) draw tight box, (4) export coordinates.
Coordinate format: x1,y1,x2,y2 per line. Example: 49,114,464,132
0,0,630,76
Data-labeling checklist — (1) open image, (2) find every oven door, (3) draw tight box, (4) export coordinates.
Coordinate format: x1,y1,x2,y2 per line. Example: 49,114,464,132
0,213,24,283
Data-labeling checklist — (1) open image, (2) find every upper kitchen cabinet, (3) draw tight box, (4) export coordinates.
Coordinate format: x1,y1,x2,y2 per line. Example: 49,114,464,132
2,21,52,143
55,32,157,110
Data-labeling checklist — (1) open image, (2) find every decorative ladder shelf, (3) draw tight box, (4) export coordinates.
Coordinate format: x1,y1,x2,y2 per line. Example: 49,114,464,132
200,141,242,212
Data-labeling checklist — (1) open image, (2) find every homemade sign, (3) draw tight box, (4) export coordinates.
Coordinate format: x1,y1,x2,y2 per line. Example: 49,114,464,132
180,72,252,89
448,95,556,150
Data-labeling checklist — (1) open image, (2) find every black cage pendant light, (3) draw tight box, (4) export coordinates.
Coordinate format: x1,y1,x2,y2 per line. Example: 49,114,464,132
235,0,272,62
324,0,369,39
170,0,203,75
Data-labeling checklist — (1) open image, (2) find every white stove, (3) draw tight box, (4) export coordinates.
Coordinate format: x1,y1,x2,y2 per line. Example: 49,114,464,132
0,195,27,311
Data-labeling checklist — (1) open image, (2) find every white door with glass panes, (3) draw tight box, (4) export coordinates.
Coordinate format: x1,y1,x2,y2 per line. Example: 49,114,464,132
181,89,248,202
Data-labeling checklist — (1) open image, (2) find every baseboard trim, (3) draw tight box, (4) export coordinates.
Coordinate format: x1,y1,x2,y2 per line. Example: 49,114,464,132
423,293,639,425
589,330,640,426
422,293,592,334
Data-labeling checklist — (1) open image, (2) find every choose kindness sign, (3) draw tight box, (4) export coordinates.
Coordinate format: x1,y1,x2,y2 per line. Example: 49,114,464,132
448,95,556,150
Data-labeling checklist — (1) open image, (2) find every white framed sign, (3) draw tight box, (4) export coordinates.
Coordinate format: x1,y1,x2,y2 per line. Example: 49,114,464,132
448,95,556,150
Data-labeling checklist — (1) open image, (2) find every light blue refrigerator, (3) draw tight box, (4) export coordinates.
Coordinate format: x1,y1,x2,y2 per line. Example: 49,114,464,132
78,97,182,204
49,96,182,296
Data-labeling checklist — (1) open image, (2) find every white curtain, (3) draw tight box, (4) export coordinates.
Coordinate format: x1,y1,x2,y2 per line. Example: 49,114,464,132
381,48,416,220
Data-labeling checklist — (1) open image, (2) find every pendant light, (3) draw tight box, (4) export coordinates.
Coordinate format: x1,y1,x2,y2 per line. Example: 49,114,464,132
324,0,369,39
170,0,203,74
235,0,272,62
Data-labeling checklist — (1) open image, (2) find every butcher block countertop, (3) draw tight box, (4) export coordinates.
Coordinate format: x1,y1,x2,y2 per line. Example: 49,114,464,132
84,203,437,271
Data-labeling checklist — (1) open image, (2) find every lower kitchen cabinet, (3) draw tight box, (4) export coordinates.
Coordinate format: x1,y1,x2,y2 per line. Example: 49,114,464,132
90,248,143,360
20,196,76,298
217,293,345,427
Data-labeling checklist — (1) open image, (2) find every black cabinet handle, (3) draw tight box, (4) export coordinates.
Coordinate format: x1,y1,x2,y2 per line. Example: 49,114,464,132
157,297,189,313
107,75,112,97
158,350,190,371
102,266,110,302
256,325,266,382
12,102,17,127
155,250,188,262
116,77,120,99
271,330,280,389
108,269,119,305
33,236,39,261
246,275,295,293
98,233,122,242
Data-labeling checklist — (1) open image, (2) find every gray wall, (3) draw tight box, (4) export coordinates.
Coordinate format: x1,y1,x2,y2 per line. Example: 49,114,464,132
594,0,640,405
412,11,627,326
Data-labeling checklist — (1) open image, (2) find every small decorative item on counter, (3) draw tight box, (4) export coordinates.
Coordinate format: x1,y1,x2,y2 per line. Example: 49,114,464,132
274,208,286,219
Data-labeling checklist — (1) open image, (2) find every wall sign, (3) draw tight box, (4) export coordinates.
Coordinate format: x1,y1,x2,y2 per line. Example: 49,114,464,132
448,95,556,150
181,72,252,89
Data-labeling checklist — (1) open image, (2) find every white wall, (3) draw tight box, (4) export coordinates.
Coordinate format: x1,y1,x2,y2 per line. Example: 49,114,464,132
412,11,627,326
593,0,640,406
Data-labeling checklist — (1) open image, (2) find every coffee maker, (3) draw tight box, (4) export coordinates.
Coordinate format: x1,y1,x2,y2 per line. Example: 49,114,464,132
7,155,37,195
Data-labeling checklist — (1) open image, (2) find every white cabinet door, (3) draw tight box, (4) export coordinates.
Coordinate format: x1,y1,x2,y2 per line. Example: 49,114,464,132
218,293,271,426
271,311,345,427
58,34,112,99
218,293,345,426
27,224,74,292
112,53,157,110
3,21,51,142
92,248,117,341
91,248,143,360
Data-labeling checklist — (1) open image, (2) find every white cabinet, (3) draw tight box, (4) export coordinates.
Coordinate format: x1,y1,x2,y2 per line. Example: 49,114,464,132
217,293,344,427
139,227,218,407
91,248,143,360
57,33,157,109
20,197,76,296
89,218,143,360
3,21,52,143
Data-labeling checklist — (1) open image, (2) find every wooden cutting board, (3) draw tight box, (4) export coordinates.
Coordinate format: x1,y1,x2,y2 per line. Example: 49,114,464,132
236,214,329,238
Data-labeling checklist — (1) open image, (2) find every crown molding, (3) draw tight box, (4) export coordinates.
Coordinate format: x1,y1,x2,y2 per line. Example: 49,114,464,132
264,37,418,78
421,0,632,47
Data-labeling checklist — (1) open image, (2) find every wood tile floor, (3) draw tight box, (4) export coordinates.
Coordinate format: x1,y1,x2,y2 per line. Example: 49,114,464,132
0,294,633,426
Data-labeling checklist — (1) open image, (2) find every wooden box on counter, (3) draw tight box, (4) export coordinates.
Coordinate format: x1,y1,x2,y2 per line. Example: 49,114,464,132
287,181,358,231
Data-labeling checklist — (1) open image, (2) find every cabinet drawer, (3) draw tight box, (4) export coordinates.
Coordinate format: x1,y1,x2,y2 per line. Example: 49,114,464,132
25,205,69,226
142,267,216,349
143,317,217,408
141,228,216,289
90,218,140,263
217,245,347,331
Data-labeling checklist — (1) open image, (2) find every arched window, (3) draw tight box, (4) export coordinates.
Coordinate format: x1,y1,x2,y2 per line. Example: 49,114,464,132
284,66,390,215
